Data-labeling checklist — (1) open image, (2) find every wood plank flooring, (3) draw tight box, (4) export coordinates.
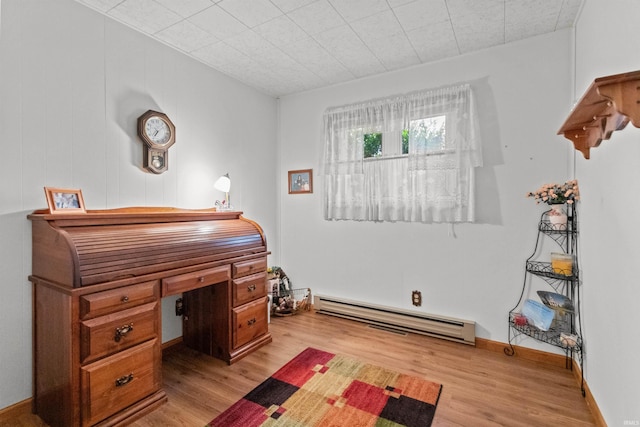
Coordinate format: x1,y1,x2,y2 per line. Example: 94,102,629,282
8,310,596,426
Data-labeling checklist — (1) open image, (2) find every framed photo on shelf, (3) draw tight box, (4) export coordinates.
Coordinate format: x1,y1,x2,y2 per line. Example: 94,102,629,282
288,169,313,194
44,187,86,214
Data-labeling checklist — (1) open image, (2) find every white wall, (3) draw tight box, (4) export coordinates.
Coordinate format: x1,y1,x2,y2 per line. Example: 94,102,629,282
573,0,640,424
278,31,574,342
0,0,278,409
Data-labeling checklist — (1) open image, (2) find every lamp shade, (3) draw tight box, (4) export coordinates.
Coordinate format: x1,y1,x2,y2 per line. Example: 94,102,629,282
214,173,231,193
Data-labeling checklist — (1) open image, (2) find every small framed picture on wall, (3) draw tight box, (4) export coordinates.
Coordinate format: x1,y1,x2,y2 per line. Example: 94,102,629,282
288,169,313,194
44,187,86,214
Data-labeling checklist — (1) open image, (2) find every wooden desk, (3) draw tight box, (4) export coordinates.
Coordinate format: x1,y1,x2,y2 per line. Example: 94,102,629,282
28,207,271,427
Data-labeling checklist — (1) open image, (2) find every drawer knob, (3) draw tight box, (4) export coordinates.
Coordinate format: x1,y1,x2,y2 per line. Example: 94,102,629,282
198,276,205,283
115,373,134,387
114,323,134,342
247,318,257,326
121,295,129,303
247,284,256,292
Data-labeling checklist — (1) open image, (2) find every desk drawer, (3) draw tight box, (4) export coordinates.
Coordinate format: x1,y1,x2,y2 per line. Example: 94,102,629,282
232,297,268,349
232,272,267,307
80,301,159,364
162,265,230,297
80,281,159,320
80,339,161,427
233,257,267,278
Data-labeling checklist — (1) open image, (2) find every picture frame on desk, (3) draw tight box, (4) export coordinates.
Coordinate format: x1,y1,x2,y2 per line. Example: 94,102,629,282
288,169,312,194
44,187,86,214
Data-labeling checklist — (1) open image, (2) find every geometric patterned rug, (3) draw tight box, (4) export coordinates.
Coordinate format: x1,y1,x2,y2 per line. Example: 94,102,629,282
207,347,442,427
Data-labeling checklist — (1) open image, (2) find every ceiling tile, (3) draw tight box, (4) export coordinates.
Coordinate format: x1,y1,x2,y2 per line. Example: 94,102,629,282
74,0,123,13
387,0,416,7
328,0,390,22
350,10,420,71
153,0,215,18
285,37,354,83
156,20,218,52
191,41,253,73
314,25,386,77
225,30,285,65
505,0,559,42
188,4,248,40
447,0,505,53
392,0,450,32
407,21,459,62
367,32,421,71
288,0,346,35
350,10,403,42
557,0,583,28
269,0,317,13
108,0,182,34
218,0,283,28
254,15,309,48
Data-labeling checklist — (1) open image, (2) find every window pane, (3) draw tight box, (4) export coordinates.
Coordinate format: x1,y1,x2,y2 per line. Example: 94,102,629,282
410,115,446,151
364,133,382,158
402,129,409,154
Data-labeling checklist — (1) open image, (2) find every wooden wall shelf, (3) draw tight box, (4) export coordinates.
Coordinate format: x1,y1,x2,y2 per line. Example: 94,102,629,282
558,70,640,159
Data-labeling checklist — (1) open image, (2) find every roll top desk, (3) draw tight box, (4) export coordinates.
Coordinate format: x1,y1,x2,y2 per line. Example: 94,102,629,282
28,207,272,426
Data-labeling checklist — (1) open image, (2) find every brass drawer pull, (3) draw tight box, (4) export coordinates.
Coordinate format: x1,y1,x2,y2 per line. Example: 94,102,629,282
198,276,204,283
115,373,134,387
114,323,134,342
247,284,256,292
121,295,129,303
247,318,257,326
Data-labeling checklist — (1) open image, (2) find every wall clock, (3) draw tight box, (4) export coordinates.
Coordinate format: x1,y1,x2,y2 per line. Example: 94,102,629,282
137,110,176,174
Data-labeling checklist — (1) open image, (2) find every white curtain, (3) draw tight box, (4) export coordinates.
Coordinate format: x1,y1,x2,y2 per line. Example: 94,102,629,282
323,83,482,223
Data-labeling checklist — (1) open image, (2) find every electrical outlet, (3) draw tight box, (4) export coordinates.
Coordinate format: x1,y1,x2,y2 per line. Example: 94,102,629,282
412,291,422,307
175,298,184,316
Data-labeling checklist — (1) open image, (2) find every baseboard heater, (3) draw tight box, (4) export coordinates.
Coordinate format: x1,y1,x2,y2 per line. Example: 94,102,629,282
314,295,475,345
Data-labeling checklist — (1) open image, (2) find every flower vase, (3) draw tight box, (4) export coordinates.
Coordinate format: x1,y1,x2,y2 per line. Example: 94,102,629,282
548,204,567,230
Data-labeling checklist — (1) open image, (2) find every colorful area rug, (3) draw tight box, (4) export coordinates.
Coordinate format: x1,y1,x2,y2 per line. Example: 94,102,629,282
208,347,442,427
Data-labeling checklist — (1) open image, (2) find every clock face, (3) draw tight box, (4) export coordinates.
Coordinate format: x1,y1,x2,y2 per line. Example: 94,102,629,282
145,116,172,145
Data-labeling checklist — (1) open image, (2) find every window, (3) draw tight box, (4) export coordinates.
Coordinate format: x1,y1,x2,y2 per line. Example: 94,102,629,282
323,84,482,223
364,115,446,159
410,115,446,152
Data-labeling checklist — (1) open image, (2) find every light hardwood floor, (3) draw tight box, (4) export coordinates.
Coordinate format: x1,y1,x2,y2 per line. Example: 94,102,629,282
9,310,596,426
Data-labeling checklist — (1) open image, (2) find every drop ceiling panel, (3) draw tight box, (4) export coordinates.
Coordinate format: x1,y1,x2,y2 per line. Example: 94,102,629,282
188,5,248,40
408,22,459,62
154,0,215,18
393,0,451,31
156,20,218,52
218,0,283,28
73,0,583,97
287,0,346,35
254,15,309,49
109,0,182,34
329,0,391,23
314,25,386,78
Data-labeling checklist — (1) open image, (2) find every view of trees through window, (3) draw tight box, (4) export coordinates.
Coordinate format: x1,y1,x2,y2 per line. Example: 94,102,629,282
363,133,383,158
363,115,446,158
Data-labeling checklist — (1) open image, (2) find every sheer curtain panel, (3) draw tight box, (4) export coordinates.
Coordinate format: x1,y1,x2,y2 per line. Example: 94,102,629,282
323,83,482,223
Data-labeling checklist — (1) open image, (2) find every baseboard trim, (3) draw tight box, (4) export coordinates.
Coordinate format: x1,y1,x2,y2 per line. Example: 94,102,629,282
0,398,32,424
162,336,183,351
573,359,607,427
476,337,568,367
477,338,606,427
